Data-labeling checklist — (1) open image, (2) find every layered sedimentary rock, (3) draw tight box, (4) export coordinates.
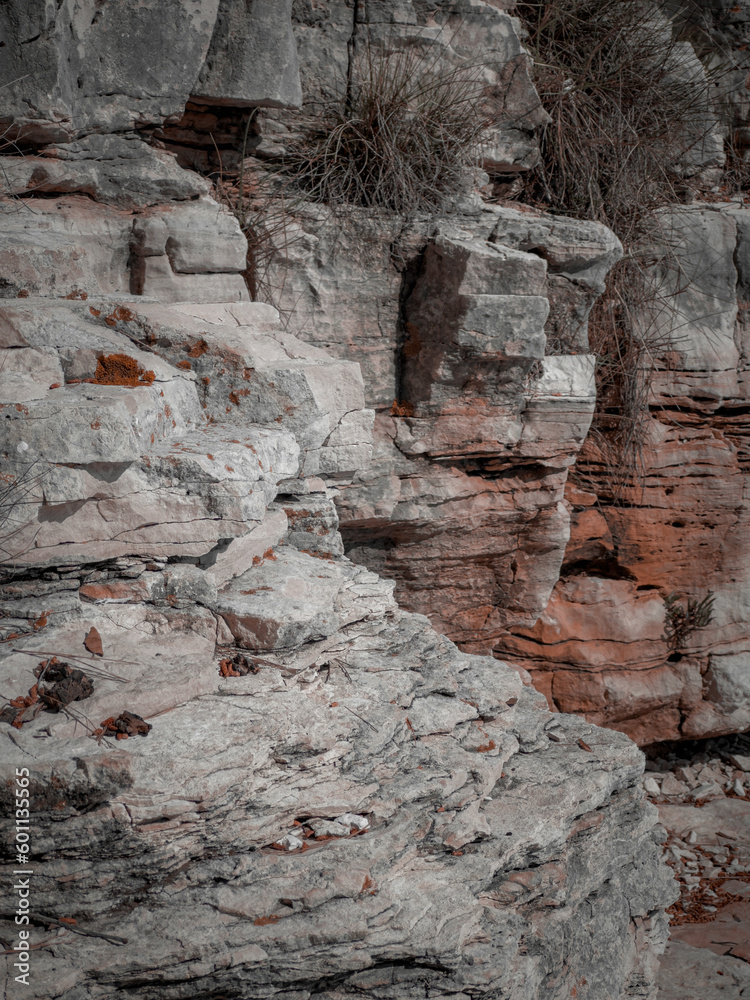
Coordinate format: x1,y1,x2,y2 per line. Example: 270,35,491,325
499,203,750,744
267,194,620,643
245,0,750,747
0,2,676,997
0,227,672,1000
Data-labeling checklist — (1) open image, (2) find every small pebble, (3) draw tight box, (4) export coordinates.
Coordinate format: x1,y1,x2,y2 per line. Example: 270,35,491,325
643,776,660,796
732,778,745,797
309,819,350,838
276,833,304,852
336,813,370,831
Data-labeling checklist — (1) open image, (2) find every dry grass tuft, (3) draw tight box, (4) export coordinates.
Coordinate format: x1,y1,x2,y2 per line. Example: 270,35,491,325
515,0,734,493
280,37,489,215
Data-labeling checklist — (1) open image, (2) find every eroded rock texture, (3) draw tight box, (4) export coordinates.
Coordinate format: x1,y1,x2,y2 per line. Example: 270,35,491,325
498,204,750,744
250,1,750,747
0,1,676,997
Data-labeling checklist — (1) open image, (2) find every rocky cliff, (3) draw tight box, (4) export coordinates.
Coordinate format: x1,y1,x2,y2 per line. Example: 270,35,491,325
241,1,750,749
0,0,733,997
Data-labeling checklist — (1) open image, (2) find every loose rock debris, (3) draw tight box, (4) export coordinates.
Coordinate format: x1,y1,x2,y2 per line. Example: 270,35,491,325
642,732,750,930
35,659,94,711
271,814,370,851
0,658,94,728
218,651,260,677
96,711,151,741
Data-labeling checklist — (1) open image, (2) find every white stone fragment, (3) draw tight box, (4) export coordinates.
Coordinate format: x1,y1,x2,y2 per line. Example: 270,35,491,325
275,834,304,852
308,819,350,838
643,777,661,796
336,813,369,831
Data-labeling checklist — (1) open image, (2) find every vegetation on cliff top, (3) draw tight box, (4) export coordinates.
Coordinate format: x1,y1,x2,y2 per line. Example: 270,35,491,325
516,0,738,493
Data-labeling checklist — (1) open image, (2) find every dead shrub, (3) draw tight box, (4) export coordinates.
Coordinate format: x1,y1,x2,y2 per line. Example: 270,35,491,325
515,0,733,492
278,35,489,214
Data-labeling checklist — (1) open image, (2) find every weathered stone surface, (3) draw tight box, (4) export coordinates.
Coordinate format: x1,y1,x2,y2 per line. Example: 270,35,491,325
0,189,251,302
498,203,750,744
128,300,373,474
0,596,674,1000
657,940,750,1000
193,0,302,108
0,0,221,143
401,232,549,414
0,135,210,209
263,205,599,639
0,198,132,299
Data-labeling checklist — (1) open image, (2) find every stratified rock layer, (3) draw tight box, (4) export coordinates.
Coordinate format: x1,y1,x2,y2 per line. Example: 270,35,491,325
498,204,750,744
0,292,673,1000
0,3,678,996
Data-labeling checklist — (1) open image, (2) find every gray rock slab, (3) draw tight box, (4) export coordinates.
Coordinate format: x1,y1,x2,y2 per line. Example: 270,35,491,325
0,0,222,142
0,604,673,999
0,135,209,209
657,939,750,999
0,198,131,298
193,0,302,108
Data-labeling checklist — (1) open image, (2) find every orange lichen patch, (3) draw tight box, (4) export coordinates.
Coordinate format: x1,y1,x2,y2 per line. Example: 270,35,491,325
103,305,135,328
32,614,48,631
49,382,61,390
201,376,210,385
90,418,101,429
390,399,414,417
253,915,280,926
187,338,208,358
206,453,214,460
225,466,234,472
89,306,102,317
17,289,29,298
242,367,254,380
284,508,313,525
79,581,148,603
176,360,192,370
89,354,155,387
228,388,250,407
65,289,88,300
299,549,335,561
475,740,497,753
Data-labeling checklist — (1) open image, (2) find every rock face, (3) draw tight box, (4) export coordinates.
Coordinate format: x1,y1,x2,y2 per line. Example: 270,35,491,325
497,203,750,745
0,0,300,145
0,267,672,1000
0,2,676,998
265,200,619,646
250,1,750,748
